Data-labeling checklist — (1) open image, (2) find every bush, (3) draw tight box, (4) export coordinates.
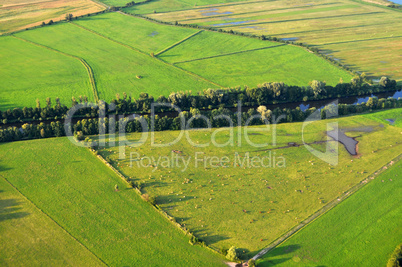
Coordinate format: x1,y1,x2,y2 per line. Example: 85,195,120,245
141,193,156,205
387,244,402,267
189,234,199,245
226,246,240,261
248,259,256,267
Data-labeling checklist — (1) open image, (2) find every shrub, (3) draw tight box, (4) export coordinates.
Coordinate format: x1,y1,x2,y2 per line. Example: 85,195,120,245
189,234,199,245
248,259,256,267
226,246,239,261
141,193,156,205
387,244,402,267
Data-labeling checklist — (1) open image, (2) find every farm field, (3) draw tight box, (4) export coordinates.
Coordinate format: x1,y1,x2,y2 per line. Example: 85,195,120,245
0,138,226,266
14,21,216,102
98,108,402,254
0,178,104,266
78,13,352,87
0,12,353,109
257,155,402,266
0,0,104,34
123,0,247,15
0,36,92,110
141,0,402,80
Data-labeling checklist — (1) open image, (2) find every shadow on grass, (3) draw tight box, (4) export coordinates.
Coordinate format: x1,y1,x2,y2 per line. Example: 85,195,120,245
0,198,30,222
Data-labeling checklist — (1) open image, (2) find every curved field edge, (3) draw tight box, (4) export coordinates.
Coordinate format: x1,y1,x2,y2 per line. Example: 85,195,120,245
257,157,402,266
0,138,226,266
0,36,93,110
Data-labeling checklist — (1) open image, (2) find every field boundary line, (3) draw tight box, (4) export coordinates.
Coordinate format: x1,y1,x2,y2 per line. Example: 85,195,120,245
173,44,286,64
252,153,402,260
92,149,224,255
12,35,99,102
155,30,203,56
0,176,108,266
72,18,223,88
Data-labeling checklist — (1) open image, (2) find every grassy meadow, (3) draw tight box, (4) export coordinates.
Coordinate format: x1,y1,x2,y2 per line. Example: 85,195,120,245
257,156,402,266
0,12,353,110
0,138,226,266
14,21,216,102
0,178,104,266
97,108,402,254
0,0,104,34
144,0,402,80
0,36,92,110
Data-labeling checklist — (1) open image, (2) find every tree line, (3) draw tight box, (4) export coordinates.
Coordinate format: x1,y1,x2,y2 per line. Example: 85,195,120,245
1,95,401,143
0,77,399,125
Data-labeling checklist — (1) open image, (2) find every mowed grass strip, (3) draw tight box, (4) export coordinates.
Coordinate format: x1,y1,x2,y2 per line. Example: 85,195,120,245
175,44,353,86
99,109,402,253
0,36,93,110
0,138,226,266
0,178,105,266
257,157,402,266
14,23,217,102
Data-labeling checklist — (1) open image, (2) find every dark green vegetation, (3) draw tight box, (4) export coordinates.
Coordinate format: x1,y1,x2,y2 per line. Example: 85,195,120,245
98,109,402,252
0,138,226,266
258,154,402,266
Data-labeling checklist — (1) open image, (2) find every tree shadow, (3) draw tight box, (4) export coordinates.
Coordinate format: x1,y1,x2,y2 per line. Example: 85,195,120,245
267,244,301,257
0,198,30,222
259,257,292,266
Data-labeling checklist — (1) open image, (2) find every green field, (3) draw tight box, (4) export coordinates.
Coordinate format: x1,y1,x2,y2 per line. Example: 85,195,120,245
257,156,402,266
14,21,216,103
0,36,92,110
97,108,402,254
0,12,353,109
142,0,402,80
0,178,104,266
0,138,225,266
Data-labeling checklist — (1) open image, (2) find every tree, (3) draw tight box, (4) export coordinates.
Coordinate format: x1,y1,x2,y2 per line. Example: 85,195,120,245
226,246,240,261
65,13,73,21
114,184,119,191
248,259,256,267
309,80,326,97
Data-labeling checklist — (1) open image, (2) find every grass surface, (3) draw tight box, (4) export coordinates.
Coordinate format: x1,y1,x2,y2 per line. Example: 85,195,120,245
14,22,216,102
97,108,402,254
0,36,92,110
0,0,104,34
0,178,104,266
257,155,402,266
143,0,402,80
124,0,247,15
174,42,353,87
75,12,199,54
0,138,226,266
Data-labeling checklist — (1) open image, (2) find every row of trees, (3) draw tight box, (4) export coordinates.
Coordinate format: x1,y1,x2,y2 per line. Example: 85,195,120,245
1,77,399,124
1,96,401,143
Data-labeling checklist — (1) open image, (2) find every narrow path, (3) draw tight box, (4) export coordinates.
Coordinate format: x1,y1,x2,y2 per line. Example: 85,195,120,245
0,176,108,266
71,19,223,88
12,35,99,102
252,153,402,260
173,44,286,65
155,30,203,56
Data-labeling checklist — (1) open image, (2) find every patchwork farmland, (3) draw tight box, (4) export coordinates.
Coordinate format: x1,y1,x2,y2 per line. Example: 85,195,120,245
97,109,402,254
0,12,352,109
1,0,401,265
138,0,402,80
